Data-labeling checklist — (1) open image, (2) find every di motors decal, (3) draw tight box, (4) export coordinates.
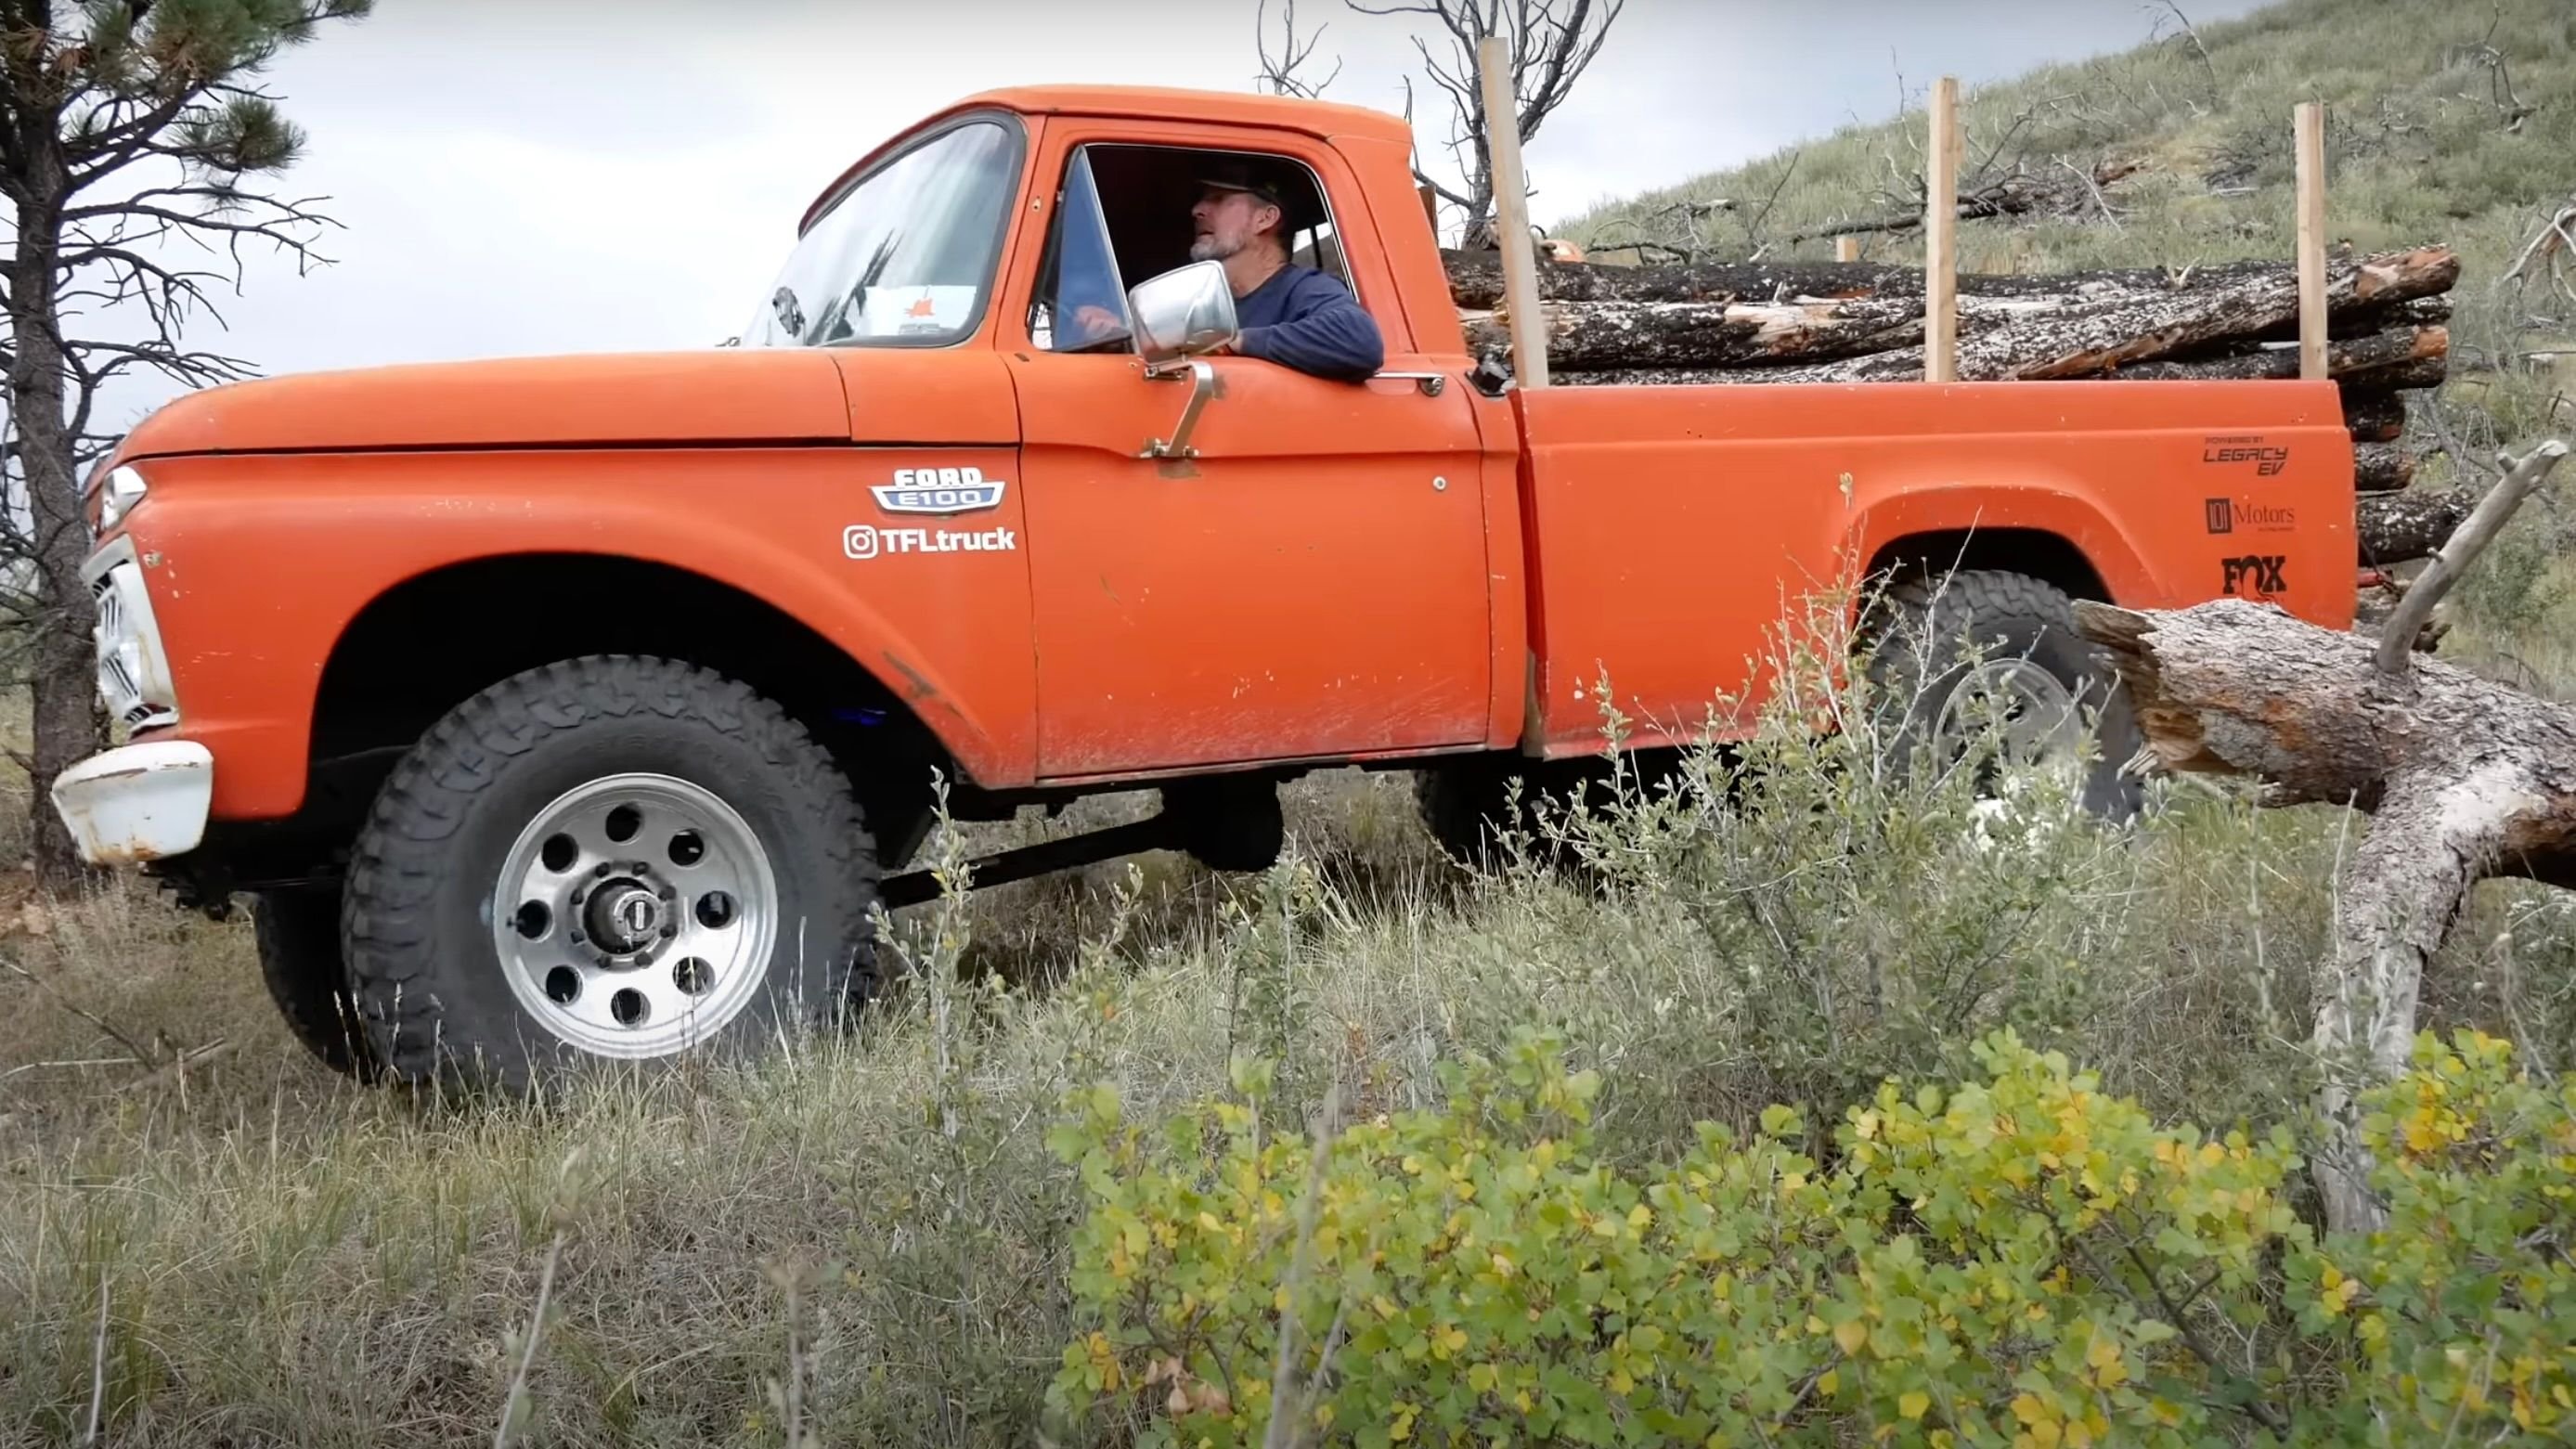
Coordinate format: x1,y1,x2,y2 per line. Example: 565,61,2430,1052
844,465,1019,561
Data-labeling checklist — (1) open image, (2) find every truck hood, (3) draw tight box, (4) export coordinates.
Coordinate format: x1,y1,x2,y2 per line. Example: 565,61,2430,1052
114,349,853,459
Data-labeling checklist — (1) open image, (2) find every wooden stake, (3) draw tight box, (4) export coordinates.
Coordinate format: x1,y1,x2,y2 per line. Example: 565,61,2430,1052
1835,236,1860,263
1923,76,1961,384
1478,35,1547,388
2296,101,2329,381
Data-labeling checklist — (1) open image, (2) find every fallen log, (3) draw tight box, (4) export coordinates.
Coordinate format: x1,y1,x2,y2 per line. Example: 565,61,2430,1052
2343,391,2406,443
2073,439,2572,1236
1474,248,2455,378
1550,324,2446,389
1961,246,2458,381
1466,292,2073,371
2359,484,2473,563
2354,442,2416,493
1443,252,2291,310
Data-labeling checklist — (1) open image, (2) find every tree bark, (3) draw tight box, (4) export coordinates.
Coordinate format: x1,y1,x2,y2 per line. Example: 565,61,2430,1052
1444,246,2454,312
1488,249,2455,380
2099,326,2448,385
6,113,105,887
2353,443,2415,493
2343,391,2405,443
2359,485,2474,563
1553,324,2446,390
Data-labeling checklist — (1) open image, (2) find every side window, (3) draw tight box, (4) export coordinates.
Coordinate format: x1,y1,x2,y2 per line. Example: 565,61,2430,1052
741,116,1022,349
1030,149,1134,354
1033,143,1370,339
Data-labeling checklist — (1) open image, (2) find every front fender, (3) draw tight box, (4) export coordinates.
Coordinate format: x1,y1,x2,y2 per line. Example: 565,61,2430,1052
116,446,1033,820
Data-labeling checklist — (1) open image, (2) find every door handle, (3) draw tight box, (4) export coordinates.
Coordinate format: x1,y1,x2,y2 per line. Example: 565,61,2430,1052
1370,370,1448,396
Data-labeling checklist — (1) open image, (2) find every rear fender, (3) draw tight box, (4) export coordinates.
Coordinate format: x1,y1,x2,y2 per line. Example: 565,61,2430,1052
1844,483,2159,604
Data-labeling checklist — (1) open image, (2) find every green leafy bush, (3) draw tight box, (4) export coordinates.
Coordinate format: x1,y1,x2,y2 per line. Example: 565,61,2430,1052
1048,1029,2576,1447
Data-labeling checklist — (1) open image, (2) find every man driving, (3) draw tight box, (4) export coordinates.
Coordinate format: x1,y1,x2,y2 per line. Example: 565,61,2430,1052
1066,158,1384,382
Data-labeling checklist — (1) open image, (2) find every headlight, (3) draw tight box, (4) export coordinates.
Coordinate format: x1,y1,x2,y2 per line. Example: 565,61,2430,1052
96,465,149,534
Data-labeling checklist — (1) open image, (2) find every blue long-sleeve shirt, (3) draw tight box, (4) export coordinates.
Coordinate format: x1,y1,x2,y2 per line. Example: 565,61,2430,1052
1233,265,1385,382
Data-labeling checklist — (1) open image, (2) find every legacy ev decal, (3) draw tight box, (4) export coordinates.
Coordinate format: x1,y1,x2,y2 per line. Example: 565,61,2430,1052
2202,434,2290,477
2204,498,2297,535
844,524,1016,560
2220,553,2286,595
872,465,1006,515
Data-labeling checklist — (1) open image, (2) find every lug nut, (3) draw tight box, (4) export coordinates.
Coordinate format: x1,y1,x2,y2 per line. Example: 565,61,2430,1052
571,886,588,905
659,886,678,902
593,863,612,878
661,925,678,938
571,930,587,945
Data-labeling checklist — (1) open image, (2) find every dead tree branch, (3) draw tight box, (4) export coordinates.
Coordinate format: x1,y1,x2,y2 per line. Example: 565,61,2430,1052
1255,0,1343,98
1344,0,1625,247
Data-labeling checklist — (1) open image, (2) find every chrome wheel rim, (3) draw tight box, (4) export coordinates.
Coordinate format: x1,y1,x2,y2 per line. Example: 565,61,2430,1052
1931,658,2085,784
490,772,779,1059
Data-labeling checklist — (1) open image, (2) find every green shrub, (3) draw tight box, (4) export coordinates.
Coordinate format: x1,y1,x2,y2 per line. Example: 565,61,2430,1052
1048,1029,2576,1447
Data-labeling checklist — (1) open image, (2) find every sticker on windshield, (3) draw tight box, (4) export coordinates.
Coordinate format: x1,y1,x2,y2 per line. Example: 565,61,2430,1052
872,466,1007,515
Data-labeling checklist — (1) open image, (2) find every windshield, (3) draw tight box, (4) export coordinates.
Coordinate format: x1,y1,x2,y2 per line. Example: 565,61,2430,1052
741,116,1022,349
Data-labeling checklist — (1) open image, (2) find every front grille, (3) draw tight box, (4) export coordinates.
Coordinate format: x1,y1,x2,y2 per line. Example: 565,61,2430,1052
90,562,175,730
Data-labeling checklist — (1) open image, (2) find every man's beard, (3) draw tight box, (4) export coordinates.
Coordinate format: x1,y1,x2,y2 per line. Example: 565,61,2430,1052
1189,233,1239,263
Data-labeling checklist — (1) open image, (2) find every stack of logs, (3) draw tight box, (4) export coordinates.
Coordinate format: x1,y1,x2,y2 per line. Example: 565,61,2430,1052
1445,245,2464,564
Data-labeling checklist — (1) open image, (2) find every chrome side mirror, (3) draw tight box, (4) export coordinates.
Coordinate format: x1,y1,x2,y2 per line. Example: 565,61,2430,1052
1127,260,1237,372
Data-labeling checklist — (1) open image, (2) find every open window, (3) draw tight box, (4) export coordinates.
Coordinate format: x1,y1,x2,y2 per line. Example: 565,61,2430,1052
1028,142,1359,355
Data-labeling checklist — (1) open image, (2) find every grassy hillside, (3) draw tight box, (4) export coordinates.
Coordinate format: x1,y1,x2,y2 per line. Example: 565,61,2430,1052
1564,0,2576,288
8,2,2576,1444
1568,0,2576,687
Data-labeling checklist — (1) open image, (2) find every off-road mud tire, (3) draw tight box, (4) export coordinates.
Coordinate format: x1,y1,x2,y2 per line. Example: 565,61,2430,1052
341,655,879,1093
1864,570,2146,821
251,886,378,1080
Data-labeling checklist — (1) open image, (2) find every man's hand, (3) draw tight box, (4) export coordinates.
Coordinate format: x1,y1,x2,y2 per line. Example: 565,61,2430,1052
1070,304,1123,339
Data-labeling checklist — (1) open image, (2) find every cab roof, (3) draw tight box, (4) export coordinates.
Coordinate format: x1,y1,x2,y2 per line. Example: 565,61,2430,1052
797,84,1413,233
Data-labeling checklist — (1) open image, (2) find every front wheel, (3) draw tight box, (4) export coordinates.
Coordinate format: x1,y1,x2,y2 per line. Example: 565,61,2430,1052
1863,570,2146,822
342,656,879,1092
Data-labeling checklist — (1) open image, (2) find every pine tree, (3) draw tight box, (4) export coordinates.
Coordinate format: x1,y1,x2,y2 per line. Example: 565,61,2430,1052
0,0,369,884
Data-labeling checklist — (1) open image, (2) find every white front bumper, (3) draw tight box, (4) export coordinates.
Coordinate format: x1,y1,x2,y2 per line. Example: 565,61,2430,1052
51,740,214,866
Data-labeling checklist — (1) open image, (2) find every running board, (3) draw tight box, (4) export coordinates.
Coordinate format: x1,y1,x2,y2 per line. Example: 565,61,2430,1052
877,812,1183,909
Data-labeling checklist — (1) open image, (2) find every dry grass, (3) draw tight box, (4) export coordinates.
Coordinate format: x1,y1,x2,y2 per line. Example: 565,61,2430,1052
6,633,2576,1443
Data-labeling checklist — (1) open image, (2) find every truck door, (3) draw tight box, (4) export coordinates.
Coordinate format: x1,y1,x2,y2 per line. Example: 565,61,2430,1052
1001,134,1491,781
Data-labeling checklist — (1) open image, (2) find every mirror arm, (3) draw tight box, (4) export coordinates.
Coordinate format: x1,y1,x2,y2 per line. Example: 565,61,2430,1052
1138,360,1222,460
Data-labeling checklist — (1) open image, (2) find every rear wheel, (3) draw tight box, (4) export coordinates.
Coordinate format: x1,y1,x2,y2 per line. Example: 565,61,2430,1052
1864,570,2144,821
342,655,879,1093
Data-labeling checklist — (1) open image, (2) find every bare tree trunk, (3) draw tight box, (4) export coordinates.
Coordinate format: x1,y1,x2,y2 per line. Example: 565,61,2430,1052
7,127,105,886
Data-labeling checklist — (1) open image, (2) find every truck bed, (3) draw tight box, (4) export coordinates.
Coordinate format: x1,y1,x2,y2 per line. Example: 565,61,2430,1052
1510,375,2358,756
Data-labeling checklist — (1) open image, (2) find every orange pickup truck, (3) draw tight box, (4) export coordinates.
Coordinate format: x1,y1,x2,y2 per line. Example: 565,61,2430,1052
56,84,2358,1088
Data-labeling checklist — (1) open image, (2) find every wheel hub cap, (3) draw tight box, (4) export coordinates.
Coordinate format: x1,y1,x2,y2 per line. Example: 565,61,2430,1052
490,772,779,1059
1934,659,2084,780
588,880,667,955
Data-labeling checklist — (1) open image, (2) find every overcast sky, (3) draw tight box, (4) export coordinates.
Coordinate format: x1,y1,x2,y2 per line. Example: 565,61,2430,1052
84,0,2278,431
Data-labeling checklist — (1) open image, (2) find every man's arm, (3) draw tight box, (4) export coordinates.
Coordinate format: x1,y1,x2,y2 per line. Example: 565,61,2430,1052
1235,272,1386,382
